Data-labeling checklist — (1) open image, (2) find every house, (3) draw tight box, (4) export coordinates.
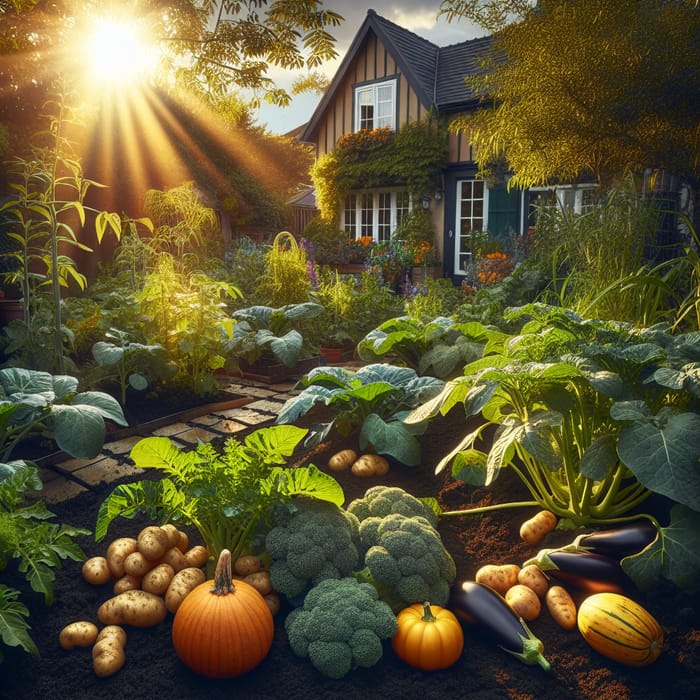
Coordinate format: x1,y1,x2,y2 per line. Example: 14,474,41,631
299,9,600,282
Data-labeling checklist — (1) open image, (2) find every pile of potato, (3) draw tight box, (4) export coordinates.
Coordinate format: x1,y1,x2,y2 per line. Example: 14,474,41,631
61,523,279,678
475,561,577,630
327,448,390,478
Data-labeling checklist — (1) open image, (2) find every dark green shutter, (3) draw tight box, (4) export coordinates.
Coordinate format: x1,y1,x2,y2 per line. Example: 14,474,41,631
488,186,519,242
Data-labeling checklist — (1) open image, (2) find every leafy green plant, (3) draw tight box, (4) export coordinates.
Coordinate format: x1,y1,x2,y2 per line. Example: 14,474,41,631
357,315,505,379
227,302,324,367
95,424,344,564
0,461,89,660
91,329,167,407
275,364,445,465
0,367,127,460
258,231,311,306
412,304,700,590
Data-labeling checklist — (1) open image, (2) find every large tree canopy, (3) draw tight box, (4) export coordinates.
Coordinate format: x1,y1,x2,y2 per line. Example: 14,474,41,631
442,0,700,188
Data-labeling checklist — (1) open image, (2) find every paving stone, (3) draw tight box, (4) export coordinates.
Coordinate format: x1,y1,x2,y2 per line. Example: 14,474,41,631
172,426,220,444
72,457,144,486
106,435,146,455
213,407,274,425
247,398,287,413
55,455,107,476
41,478,87,504
152,422,192,437
190,414,221,426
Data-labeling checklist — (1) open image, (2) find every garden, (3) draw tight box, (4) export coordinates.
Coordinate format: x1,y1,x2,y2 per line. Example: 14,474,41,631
1,3,699,698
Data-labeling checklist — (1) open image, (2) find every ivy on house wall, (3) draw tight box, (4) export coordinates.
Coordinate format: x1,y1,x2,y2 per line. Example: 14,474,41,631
311,117,449,221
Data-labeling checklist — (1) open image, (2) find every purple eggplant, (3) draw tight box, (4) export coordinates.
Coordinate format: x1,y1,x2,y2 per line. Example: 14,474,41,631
449,580,550,671
572,521,658,560
523,548,629,594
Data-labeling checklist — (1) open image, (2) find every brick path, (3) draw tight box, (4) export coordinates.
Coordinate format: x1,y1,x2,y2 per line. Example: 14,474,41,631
36,376,301,504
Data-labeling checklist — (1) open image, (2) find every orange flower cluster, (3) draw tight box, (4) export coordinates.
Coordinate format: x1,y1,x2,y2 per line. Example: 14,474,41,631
336,127,393,151
412,240,440,265
476,251,514,287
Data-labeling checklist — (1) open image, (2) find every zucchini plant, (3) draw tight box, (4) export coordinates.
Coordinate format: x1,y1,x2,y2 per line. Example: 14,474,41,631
275,363,445,465
412,304,700,590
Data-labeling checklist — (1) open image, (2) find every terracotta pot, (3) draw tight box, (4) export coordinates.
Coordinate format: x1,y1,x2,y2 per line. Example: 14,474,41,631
320,347,345,364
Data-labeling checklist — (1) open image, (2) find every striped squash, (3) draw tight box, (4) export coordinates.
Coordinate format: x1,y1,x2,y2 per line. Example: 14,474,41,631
577,592,664,667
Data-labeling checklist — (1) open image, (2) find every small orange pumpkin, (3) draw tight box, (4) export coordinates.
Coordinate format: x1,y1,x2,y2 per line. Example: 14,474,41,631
392,601,464,671
172,548,274,678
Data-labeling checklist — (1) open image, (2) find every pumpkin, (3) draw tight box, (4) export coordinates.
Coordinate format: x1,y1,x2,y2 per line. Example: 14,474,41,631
392,601,464,671
171,548,274,678
577,592,663,667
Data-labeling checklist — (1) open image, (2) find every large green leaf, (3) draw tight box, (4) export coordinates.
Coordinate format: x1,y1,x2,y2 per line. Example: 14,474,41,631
268,464,344,506
74,391,127,426
269,329,302,367
579,434,619,480
50,405,106,459
91,341,125,366
275,386,332,425
450,448,489,486
622,505,700,590
0,368,53,395
0,586,38,659
616,406,700,510
359,413,421,465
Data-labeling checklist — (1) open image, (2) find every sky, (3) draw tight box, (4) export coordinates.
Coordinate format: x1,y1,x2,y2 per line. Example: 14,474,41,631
256,2,486,134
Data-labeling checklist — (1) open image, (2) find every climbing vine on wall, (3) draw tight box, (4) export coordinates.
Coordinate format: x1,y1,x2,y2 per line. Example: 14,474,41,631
311,117,449,220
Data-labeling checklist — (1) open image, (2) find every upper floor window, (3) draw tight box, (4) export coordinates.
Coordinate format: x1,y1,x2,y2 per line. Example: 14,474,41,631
355,79,396,132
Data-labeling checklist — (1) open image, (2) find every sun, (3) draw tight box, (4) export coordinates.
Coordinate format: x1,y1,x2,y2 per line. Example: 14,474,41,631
84,16,159,85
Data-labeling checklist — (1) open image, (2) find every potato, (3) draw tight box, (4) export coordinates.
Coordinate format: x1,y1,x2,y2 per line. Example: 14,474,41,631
351,453,390,477
92,638,125,677
97,590,167,628
545,585,577,630
475,563,520,595
175,530,190,553
244,571,272,596
160,523,182,549
82,556,112,585
183,545,209,568
106,537,138,578
113,574,142,595
96,625,127,648
506,584,541,621
137,526,170,561
517,564,550,598
264,591,281,616
164,567,207,613
123,551,156,578
59,621,99,650
141,562,175,595
519,510,558,546
234,554,263,577
160,546,188,572
327,448,357,472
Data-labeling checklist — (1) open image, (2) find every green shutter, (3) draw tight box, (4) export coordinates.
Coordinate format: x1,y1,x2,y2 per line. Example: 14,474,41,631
488,186,519,242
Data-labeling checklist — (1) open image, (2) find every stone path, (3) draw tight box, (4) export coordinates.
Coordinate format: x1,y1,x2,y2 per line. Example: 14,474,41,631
37,376,301,504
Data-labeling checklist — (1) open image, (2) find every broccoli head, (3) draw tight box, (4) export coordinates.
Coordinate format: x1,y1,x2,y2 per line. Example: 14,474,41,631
284,577,397,678
346,485,438,527
265,498,361,601
356,512,456,611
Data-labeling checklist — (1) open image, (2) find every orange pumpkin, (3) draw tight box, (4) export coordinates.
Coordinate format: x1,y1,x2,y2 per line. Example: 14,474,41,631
172,548,274,678
392,601,464,671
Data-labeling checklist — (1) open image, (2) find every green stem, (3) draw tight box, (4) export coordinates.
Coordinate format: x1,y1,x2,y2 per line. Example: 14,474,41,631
439,499,540,518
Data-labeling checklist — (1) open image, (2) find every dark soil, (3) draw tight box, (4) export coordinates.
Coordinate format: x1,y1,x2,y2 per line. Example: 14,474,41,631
2,407,698,700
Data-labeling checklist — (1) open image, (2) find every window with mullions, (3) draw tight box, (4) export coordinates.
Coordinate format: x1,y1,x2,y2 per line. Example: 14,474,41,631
455,179,487,275
355,79,396,131
342,190,411,242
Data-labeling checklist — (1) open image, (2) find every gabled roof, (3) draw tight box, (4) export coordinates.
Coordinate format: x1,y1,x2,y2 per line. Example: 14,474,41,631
300,9,492,142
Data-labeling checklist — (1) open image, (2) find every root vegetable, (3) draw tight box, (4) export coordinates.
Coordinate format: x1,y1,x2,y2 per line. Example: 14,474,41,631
59,621,99,650
545,585,577,630
82,557,112,585
264,591,281,616
96,625,127,647
517,564,549,598
175,530,190,553
113,574,142,595
234,554,263,577
519,510,557,546
92,638,125,677
106,537,138,578
505,584,541,621
244,571,272,596
475,563,520,595
160,523,182,549
98,590,167,628
137,526,170,561
183,545,209,568
141,563,175,595
160,546,188,572
123,551,156,578
328,448,357,472
351,453,390,478
165,567,207,614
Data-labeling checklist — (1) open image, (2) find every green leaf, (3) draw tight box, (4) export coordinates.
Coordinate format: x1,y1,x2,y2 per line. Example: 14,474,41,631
622,505,700,590
617,410,700,510
359,413,421,465
579,434,618,480
50,405,105,459
450,449,489,485
73,391,127,426
92,341,125,366
268,464,344,506
130,437,197,474
0,585,38,658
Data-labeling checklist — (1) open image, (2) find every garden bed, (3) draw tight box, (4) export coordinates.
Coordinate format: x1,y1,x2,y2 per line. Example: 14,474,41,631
2,410,698,699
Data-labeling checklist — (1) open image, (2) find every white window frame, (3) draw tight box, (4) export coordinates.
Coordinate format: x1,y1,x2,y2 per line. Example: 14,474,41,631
354,79,397,132
342,190,411,242
530,185,599,215
454,179,488,276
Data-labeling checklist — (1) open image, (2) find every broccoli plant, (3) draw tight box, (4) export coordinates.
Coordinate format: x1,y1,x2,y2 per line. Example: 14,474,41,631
284,577,398,679
275,363,444,465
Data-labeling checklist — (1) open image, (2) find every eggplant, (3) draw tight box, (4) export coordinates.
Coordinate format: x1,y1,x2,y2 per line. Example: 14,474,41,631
449,580,550,671
572,521,658,560
523,548,629,594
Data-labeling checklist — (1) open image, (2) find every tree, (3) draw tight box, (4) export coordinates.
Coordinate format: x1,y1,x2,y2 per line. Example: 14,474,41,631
443,0,700,189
